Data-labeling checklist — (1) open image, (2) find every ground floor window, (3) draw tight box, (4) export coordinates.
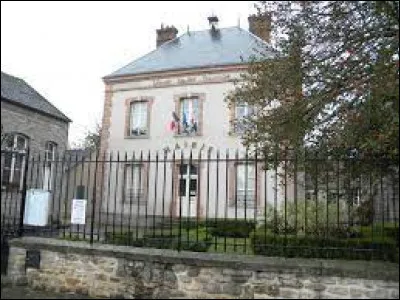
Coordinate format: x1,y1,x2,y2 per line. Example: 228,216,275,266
1,133,28,190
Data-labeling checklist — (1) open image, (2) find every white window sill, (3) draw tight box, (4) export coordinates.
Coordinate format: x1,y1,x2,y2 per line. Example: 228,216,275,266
125,135,150,140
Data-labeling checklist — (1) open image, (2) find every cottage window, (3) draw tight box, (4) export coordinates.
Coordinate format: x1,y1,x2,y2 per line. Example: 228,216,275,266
1,133,28,190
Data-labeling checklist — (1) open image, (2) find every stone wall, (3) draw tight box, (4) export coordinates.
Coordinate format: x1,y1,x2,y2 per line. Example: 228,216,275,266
7,237,399,299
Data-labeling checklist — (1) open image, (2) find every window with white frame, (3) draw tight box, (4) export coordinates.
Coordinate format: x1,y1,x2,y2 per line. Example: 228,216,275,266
124,164,146,204
43,141,57,190
178,98,199,135
129,101,148,136
1,133,28,190
234,103,254,133
235,163,256,208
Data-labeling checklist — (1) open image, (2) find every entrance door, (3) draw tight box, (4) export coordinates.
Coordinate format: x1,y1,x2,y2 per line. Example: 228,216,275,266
178,164,197,217
43,142,56,191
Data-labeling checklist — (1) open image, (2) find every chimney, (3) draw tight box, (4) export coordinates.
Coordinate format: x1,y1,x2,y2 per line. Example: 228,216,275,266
207,15,219,31
248,13,272,43
156,24,178,47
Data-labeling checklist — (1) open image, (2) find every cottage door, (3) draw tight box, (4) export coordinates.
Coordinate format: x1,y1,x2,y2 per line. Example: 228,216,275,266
43,142,56,191
178,164,197,217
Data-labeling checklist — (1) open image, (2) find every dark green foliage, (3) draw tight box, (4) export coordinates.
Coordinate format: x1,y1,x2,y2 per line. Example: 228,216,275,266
354,200,374,226
358,223,399,246
251,229,398,262
104,228,212,252
226,1,399,162
209,220,256,238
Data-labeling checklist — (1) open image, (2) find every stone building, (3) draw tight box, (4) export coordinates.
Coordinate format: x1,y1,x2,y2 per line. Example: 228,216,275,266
1,71,71,225
97,14,302,222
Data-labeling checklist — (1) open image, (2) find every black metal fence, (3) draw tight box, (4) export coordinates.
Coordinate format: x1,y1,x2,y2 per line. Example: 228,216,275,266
1,148,399,262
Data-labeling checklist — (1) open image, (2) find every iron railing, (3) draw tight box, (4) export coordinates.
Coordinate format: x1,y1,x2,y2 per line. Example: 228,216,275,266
1,148,398,262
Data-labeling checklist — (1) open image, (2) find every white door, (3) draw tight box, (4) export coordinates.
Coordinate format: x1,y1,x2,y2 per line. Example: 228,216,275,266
178,164,198,217
43,165,51,190
43,142,56,191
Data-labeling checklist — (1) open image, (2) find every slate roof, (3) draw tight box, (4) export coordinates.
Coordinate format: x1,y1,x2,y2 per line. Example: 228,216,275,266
1,71,71,122
105,26,276,78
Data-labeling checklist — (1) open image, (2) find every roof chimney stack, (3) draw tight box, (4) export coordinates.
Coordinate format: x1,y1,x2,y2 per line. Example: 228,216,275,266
208,15,219,31
248,12,271,43
156,24,178,47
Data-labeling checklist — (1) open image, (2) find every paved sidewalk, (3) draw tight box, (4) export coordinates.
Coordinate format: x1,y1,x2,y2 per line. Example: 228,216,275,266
1,286,93,299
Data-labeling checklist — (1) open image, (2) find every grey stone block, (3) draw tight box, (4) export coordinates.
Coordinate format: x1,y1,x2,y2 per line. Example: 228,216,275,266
281,278,303,289
221,283,242,296
365,288,390,299
222,269,252,277
280,288,299,298
203,283,222,294
187,267,200,277
326,286,349,296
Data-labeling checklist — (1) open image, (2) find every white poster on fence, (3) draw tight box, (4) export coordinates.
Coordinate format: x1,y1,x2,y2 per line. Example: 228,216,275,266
71,199,87,225
24,189,50,226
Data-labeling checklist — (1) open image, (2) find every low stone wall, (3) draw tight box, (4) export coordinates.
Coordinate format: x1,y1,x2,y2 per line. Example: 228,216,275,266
6,237,399,299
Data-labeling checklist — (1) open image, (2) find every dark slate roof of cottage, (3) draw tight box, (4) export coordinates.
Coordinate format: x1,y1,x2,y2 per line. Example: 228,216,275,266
1,71,71,122
105,26,276,78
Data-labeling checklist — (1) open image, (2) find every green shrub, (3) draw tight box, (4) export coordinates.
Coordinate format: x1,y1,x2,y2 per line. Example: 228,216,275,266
209,219,256,238
179,220,209,229
178,237,212,252
250,229,398,262
353,199,374,226
104,227,212,252
180,218,255,228
104,231,144,247
262,200,352,236
357,223,399,245
61,234,85,242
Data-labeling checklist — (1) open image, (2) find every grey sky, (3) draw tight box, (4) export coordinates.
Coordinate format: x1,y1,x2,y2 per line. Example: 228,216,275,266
1,1,256,146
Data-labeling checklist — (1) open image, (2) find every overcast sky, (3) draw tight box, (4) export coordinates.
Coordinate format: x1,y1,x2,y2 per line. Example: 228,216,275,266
1,1,256,147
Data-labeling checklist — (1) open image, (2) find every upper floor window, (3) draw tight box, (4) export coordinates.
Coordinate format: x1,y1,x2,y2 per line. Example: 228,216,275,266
177,97,200,135
129,101,148,137
233,103,255,134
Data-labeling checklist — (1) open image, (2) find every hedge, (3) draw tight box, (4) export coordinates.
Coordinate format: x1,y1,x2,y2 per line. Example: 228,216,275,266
104,227,212,252
209,220,256,238
357,224,399,245
167,219,256,238
250,230,398,262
